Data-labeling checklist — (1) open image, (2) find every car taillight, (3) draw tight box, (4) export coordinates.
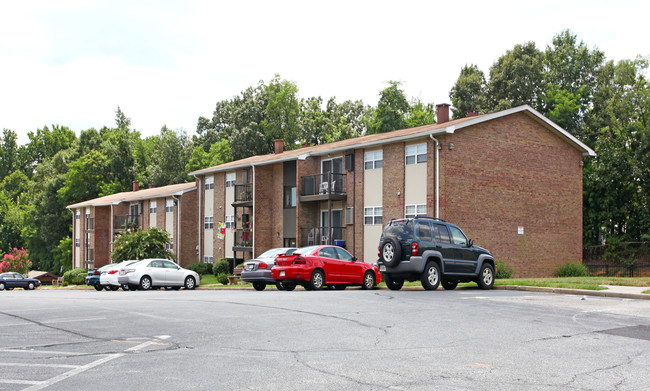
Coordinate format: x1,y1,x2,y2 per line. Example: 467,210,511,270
109,270,118,274
126,268,136,274
411,242,419,256
258,263,268,269
378,245,381,258
292,256,306,265
94,270,100,275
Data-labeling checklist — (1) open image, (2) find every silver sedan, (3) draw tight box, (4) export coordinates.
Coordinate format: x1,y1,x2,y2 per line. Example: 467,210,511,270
117,259,200,290
241,247,297,291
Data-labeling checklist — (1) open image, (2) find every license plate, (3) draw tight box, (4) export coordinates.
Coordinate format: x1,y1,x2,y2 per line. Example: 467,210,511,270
246,265,254,271
379,265,386,272
280,271,285,277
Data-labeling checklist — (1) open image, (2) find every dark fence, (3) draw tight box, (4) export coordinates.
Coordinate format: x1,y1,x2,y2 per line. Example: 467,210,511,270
583,241,650,277
585,264,650,277
301,173,346,196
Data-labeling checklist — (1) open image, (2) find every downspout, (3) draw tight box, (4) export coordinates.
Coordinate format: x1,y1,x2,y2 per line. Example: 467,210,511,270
68,209,75,269
251,164,256,257
197,177,202,263
110,204,114,256
429,135,440,218
172,195,180,263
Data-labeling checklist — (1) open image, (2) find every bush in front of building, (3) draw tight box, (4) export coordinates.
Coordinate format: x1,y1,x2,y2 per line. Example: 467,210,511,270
212,258,231,276
0,248,32,275
557,262,589,277
62,268,87,285
111,227,175,263
216,273,229,285
495,259,514,279
186,262,212,275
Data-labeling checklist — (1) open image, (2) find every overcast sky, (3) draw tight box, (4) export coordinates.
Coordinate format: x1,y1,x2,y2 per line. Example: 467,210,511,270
1,0,648,145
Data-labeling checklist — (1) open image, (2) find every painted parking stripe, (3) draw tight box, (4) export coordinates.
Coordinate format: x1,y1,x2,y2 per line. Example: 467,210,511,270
0,363,79,369
0,379,42,385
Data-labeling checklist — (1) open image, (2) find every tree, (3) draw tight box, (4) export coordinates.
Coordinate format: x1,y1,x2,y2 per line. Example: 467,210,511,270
367,81,410,133
144,126,192,187
186,140,232,173
406,99,436,127
1,129,19,181
449,64,487,119
57,150,108,205
487,41,545,111
263,75,301,150
52,237,72,275
23,125,76,173
111,228,175,263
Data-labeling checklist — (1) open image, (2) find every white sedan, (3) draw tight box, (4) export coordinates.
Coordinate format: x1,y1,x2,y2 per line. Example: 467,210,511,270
100,260,140,290
117,259,200,290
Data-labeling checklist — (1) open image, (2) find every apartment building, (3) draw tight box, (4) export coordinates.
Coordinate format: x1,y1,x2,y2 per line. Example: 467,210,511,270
190,105,595,277
67,181,198,269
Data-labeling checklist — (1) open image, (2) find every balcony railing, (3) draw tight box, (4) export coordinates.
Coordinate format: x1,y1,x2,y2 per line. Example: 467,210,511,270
233,183,253,205
114,214,140,231
300,226,346,246
233,228,253,251
85,217,94,231
301,172,346,196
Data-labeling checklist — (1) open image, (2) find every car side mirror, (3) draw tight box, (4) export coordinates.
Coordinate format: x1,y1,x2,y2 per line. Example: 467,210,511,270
352,257,357,262
468,239,474,247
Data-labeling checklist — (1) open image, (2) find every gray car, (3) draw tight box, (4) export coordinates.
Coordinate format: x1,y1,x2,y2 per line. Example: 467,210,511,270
117,259,200,290
241,247,297,291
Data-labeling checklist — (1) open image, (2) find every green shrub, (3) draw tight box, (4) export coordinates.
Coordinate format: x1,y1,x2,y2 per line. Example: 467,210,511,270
557,262,589,277
213,258,231,276
186,261,212,275
63,268,87,285
495,259,514,279
216,273,229,285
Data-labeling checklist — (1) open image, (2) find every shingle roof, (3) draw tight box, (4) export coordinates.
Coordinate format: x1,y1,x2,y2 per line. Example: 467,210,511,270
189,105,595,176
66,181,196,209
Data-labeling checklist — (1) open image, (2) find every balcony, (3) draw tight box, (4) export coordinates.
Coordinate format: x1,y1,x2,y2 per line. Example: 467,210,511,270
300,226,346,246
233,183,253,207
114,214,140,231
85,248,94,268
233,228,253,252
299,173,346,202
85,217,94,231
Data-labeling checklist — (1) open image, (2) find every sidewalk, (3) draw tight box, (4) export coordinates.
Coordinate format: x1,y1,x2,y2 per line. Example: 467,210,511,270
495,284,650,300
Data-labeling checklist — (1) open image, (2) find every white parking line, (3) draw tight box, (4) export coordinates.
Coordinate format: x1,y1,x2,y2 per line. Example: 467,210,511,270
0,363,79,369
0,349,86,355
0,379,42,385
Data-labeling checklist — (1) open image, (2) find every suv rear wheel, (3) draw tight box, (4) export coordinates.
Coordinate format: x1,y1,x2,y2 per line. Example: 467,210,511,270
380,239,401,267
384,274,404,290
421,262,440,290
477,263,494,290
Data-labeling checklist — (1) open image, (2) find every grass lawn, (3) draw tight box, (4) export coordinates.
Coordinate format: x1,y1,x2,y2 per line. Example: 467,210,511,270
495,276,650,291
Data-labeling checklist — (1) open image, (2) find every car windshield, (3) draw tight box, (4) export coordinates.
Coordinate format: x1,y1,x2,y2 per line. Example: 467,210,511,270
294,246,318,255
383,219,413,241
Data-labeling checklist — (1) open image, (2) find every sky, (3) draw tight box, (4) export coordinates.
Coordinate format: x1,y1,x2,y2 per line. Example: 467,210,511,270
1,0,648,145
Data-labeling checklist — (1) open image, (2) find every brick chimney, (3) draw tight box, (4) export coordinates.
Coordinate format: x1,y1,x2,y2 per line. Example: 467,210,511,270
132,180,139,192
274,139,284,154
148,184,155,189
466,110,479,117
436,103,450,124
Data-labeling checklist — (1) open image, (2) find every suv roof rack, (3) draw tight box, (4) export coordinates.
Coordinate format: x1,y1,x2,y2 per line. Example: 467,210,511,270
389,216,447,223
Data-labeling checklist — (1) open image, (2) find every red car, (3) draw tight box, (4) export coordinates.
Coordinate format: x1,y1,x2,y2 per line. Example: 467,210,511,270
271,245,381,291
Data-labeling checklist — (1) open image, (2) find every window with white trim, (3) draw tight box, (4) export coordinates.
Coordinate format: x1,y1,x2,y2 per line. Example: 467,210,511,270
203,256,214,264
165,236,174,250
225,173,236,187
364,207,383,225
405,143,427,165
75,210,80,219
75,238,80,247
364,150,383,170
204,216,214,229
205,176,214,190
165,200,174,212
149,201,157,213
225,215,235,229
405,204,427,218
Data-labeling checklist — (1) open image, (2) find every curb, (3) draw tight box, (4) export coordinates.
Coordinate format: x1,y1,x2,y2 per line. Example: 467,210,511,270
495,285,650,300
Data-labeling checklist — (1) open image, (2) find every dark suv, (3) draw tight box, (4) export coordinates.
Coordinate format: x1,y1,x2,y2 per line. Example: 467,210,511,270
377,217,496,291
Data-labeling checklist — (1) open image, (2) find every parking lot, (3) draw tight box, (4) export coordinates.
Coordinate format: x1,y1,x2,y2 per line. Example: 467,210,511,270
2,288,650,390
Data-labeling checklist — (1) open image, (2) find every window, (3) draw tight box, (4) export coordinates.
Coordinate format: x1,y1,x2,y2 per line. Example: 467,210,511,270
318,246,337,259
284,186,296,208
405,204,427,218
322,157,343,174
149,201,157,214
204,216,214,229
203,256,214,264
334,247,354,262
225,173,236,187
364,207,383,225
165,200,174,213
364,150,383,170
405,143,427,165
433,224,451,243
75,210,80,219
415,221,433,241
225,215,235,229
205,176,214,190
75,238,80,247
448,226,468,246
165,237,174,250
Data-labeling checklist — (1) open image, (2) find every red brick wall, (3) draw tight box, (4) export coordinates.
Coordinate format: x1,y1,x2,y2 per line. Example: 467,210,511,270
352,149,364,257
438,112,584,277
94,206,111,267
254,165,275,255
382,142,405,222
178,189,198,266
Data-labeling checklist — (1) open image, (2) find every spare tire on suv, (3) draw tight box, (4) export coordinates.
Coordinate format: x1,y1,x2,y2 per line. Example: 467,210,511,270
377,217,496,291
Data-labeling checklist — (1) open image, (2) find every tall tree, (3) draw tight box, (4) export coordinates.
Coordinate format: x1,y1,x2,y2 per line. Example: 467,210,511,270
367,81,410,133
263,75,301,150
145,126,192,186
449,64,487,119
